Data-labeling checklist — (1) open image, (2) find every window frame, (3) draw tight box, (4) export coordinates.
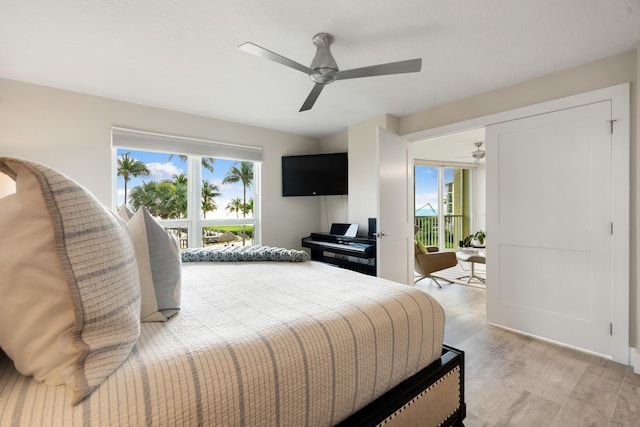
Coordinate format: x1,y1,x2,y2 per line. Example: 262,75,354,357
112,128,262,248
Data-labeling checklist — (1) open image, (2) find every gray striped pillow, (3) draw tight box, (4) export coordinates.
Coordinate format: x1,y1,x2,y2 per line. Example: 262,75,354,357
125,206,182,322
0,157,141,405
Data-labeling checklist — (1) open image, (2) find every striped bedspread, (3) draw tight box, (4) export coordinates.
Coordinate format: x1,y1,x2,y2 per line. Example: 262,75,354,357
0,261,445,426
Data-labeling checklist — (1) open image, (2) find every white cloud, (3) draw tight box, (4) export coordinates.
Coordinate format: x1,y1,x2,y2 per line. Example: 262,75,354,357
221,181,244,192
147,162,183,181
207,177,224,187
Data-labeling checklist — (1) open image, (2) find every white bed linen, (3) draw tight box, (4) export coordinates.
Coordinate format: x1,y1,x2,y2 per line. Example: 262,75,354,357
0,261,445,426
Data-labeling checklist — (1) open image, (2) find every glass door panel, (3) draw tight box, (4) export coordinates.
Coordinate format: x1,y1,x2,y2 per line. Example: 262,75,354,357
415,165,470,250
415,165,439,247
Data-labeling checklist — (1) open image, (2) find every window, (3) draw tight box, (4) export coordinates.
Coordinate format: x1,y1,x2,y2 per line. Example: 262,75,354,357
415,165,471,249
113,128,262,248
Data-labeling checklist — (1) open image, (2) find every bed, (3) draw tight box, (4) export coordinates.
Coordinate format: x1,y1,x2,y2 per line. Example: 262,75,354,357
0,157,465,426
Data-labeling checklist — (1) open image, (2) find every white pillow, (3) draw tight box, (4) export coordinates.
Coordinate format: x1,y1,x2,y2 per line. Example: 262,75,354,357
0,157,141,405
125,206,182,321
117,204,135,221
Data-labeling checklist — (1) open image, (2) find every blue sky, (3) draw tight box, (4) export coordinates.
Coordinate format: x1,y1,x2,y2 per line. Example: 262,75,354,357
116,149,251,219
415,166,454,215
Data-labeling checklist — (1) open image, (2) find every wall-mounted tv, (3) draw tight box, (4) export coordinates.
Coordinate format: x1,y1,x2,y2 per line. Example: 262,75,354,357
282,153,348,197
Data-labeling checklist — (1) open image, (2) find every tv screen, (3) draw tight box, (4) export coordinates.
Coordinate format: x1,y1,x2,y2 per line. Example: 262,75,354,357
282,153,348,197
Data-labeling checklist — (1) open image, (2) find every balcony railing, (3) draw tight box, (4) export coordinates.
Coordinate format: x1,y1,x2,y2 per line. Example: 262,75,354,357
415,215,465,249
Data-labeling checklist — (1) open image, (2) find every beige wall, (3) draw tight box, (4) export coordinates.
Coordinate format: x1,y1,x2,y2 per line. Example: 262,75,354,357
317,129,349,232
398,48,640,352
0,78,321,250
347,114,399,237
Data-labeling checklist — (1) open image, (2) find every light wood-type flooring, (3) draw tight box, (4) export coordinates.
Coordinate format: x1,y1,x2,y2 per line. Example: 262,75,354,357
417,279,640,426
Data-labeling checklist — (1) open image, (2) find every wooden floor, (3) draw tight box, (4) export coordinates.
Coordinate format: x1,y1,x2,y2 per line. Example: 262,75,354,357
416,278,640,426
428,262,487,288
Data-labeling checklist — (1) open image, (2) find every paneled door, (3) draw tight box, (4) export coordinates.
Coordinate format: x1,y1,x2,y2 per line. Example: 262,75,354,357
376,127,414,284
486,100,613,356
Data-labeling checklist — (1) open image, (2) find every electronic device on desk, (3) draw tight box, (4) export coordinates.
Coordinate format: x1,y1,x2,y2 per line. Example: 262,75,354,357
302,223,377,276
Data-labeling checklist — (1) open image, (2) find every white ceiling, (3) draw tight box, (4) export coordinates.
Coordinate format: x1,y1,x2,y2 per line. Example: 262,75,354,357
1,1,639,139
415,128,487,163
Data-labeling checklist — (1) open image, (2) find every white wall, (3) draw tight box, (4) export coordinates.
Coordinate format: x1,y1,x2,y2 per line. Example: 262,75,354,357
318,129,349,232
472,165,486,232
0,78,320,250
346,114,399,238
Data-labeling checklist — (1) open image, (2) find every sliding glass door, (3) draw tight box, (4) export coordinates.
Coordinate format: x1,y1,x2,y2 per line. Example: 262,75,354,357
415,165,471,249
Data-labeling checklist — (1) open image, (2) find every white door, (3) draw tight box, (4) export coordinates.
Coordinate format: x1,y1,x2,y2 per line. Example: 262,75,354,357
486,100,613,356
376,127,414,284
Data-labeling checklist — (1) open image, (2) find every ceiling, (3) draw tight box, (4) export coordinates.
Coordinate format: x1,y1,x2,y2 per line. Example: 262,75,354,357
1,1,639,139
415,128,486,164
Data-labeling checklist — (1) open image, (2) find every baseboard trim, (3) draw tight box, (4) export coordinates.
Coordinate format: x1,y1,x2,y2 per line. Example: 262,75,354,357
487,322,636,365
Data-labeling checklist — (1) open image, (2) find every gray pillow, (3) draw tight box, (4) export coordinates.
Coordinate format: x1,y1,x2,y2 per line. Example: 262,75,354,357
126,207,182,321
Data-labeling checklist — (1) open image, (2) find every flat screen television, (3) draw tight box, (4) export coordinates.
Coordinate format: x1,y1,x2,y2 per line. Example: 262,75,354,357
282,153,348,197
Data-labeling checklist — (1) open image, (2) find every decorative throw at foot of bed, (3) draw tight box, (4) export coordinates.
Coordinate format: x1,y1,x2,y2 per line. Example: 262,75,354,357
181,245,310,262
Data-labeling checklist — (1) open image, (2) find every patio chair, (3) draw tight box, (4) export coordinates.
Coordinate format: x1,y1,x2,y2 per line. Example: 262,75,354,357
414,243,458,287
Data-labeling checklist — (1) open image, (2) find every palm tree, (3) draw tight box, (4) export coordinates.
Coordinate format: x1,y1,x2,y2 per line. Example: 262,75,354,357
202,180,221,218
173,172,188,186
168,155,215,173
117,153,150,205
223,162,254,245
243,196,254,217
226,197,243,218
154,181,179,219
128,175,188,220
129,181,159,213
170,173,188,219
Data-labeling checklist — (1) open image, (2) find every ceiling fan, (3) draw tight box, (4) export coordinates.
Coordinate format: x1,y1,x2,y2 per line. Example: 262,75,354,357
455,141,486,162
471,141,486,160
238,33,422,112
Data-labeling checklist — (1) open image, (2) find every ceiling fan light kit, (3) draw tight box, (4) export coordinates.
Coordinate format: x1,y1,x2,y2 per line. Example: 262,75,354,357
238,32,422,112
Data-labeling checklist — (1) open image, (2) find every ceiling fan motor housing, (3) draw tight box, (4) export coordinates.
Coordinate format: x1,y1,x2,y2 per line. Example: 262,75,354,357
310,33,338,84
472,142,485,159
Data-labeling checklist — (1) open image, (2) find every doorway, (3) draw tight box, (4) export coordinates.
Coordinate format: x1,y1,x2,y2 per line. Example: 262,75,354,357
413,128,487,251
407,84,629,363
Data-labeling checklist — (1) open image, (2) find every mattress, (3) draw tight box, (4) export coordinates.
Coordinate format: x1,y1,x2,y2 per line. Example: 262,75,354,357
0,261,445,426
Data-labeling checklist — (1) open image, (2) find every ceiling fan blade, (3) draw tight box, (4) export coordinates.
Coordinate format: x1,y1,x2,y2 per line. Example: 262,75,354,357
238,42,315,75
299,83,325,112
336,58,422,80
